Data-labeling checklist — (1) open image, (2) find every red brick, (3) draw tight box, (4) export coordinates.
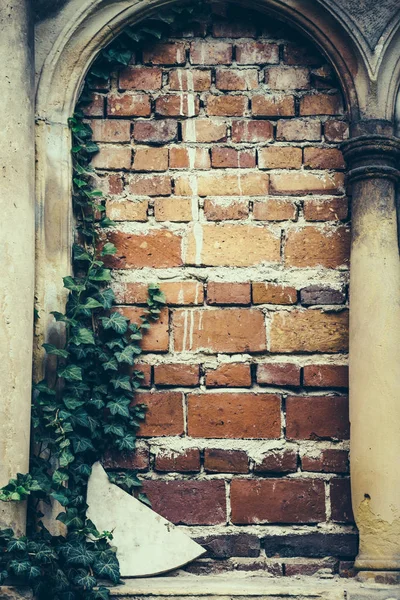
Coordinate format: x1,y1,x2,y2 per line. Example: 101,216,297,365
266,67,309,90
115,281,204,306
169,147,210,169
94,173,124,195
303,147,345,169
173,308,267,353
303,365,348,388
252,283,297,305
82,92,104,116
134,391,184,437
181,119,227,143
102,447,149,471
284,559,336,577
143,42,186,65
91,145,131,170
286,396,350,440
188,393,281,438
254,450,298,474
206,94,248,117
107,93,151,117
324,120,349,142
285,226,350,267
303,198,349,221
155,449,200,472
119,66,162,90
277,119,321,141
207,282,251,305
118,306,169,352
330,479,354,523
142,480,226,525
252,95,295,117
177,173,269,197
169,69,212,91
253,199,297,221
155,94,200,117
302,449,349,474
231,120,273,142
106,199,148,222
154,363,200,387
132,147,169,171
134,120,178,144
205,363,252,388
236,42,279,65
134,363,152,388
154,197,193,222
258,147,302,169
231,479,325,524
204,199,249,221
212,21,257,38
215,69,259,91
300,93,343,116
211,147,255,168
204,449,249,473
257,363,300,386
128,174,171,196
190,41,233,65
105,230,182,269
89,119,131,142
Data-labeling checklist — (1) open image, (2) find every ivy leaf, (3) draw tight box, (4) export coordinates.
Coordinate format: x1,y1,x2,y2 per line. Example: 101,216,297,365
81,298,103,310
51,492,71,507
63,276,86,292
95,288,115,309
90,586,111,600
100,217,116,228
9,560,31,576
7,538,27,552
101,312,129,334
89,268,111,282
115,433,136,451
57,365,82,382
101,357,118,372
71,436,95,454
42,344,69,358
110,375,132,392
52,470,69,485
114,345,136,365
138,492,152,508
57,509,83,529
65,543,96,567
107,398,131,417
73,244,91,261
71,327,95,345
63,396,85,410
51,311,78,327
103,423,125,437
28,565,41,580
93,553,120,583
101,243,117,256
59,449,75,467
73,570,97,590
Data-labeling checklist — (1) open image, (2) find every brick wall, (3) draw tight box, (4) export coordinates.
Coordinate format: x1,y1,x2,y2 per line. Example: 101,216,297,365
84,3,356,577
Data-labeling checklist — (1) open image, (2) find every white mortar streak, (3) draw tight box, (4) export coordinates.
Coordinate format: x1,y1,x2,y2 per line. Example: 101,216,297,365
226,480,232,525
182,309,189,353
325,479,332,522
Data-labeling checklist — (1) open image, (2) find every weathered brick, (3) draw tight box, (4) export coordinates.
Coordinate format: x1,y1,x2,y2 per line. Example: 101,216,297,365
231,479,325,524
254,450,298,473
169,69,212,91
236,42,279,65
331,478,354,523
154,363,200,386
303,364,349,388
115,281,204,306
204,199,249,221
211,147,256,168
107,93,151,117
324,120,349,142
170,147,210,169
155,94,200,117
252,283,297,305
231,120,273,142
190,41,233,65
286,395,350,440
142,480,226,525
82,92,104,116
206,94,248,117
270,310,349,353
266,67,309,89
173,308,267,353
272,171,344,195
103,447,150,471
128,174,171,196
132,147,169,171
302,449,349,473
176,173,269,197
118,306,169,352
205,363,252,388
212,21,257,38
284,558,337,577
154,197,193,222
134,391,184,437
303,197,349,221
185,223,280,267
283,43,322,67
134,120,178,144
300,93,343,115
119,66,162,90
94,173,124,195
106,199,148,222
143,42,186,65
155,448,200,472
181,119,228,142
257,363,301,386
300,285,345,305
253,199,297,221
258,147,302,169
276,118,321,141
89,119,131,142
207,282,251,305
215,69,259,91
262,532,358,558
188,393,281,438
204,449,249,473
303,147,345,169
91,145,131,170
285,225,350,267
195,534,260,559
252,94,295,117
106,230,182,268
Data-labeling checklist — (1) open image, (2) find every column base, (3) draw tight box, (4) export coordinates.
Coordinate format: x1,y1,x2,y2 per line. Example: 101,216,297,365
355,557,400,571
356,570,400,585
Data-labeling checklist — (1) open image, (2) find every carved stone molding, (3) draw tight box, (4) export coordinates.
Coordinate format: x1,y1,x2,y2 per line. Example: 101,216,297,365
342,134,400,183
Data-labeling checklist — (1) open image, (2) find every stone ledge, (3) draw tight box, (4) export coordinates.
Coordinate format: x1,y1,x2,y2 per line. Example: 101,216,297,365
0,588,32,600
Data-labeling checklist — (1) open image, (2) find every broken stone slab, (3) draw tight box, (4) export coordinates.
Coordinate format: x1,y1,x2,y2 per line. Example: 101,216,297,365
86,462,205,577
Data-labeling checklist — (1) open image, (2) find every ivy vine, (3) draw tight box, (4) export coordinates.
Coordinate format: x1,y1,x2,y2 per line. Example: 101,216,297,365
0,4,205,598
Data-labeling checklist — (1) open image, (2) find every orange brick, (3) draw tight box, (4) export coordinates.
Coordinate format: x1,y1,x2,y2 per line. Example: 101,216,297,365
128,174,172,196
205,363,252,388
154,197,193,222
132,147,169,171
155,449,200,472
190,41,233,65
169,69,212,91
89,119,130,142
258,147,302,169
106,199,148,222
106,230,182,269
134,120,178,144
115,281,204,306
211,147,256,168
207,282,251,305
303,364,349,388
252,283,297,305
135,391,184,437
277,118,321,141
270,310,349,353
173,308,267,353
303,197,348,221
253,199,297,221
82,92,104,116
143,42,186,65
257,363,300,386
270,172,344,195
181,119,227,143
266,67,309,90
303,147,345,169
252,94,295,117
204,199,249,221
154,363,200,387
285,225,350,268
185,223,280,267
215,69,259,91
324,120,349,142
188,393,281,438
204,449,249,473
118,306,169,352
206,94,248,117
119,66,162,90
236,41,279,64
107,93,151,117
155,94,200,117
91,145,131,170
231,120,273,142
300,93,343,115
169,147,210,169
175,172,269,196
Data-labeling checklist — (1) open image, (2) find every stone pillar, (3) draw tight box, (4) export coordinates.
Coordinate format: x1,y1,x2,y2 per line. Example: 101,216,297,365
0,0,35,535
342,130,400,575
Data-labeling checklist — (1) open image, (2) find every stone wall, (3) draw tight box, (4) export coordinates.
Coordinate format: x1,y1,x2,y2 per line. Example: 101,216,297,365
83,3,355,576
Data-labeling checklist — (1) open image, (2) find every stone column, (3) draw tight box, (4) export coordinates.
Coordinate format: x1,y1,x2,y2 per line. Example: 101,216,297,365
0,0,35,535
342,130,400,576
